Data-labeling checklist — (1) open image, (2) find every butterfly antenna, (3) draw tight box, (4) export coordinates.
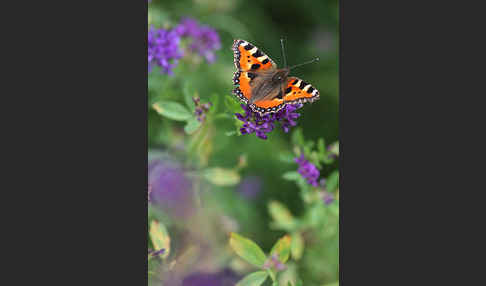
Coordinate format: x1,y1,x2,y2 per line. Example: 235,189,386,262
280,38,287,68
289,57,320,70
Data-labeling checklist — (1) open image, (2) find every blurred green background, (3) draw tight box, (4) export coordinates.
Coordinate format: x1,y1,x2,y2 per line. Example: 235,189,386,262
148,0,338,285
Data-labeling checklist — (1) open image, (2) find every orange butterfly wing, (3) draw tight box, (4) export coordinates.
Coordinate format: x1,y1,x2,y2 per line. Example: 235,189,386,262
248,77,320,115
232,39,276,104
282,77,320,104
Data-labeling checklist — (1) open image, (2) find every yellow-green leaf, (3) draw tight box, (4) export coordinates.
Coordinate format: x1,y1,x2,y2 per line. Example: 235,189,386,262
270,235,291,263
329,141,339,156
203,167,240,186
152,101,192,121
149,220,170,259
236,271,268,286
268,201,297,231
290,232,304,260
184,118,201,134
229,232,267,267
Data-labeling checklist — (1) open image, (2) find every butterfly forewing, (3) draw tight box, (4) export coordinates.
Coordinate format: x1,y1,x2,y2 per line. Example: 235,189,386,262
232,40,276,72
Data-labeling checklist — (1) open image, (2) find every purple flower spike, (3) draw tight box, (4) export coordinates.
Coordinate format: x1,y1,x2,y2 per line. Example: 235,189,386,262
148,26,183,75
295,154,320,187
237,176,263,199
193,96,212,122
177,18,221,63
275,104,303,133
323,192,335,205
235,104,302,139
148,158,194,219
182,268,240,286
148,18,221,74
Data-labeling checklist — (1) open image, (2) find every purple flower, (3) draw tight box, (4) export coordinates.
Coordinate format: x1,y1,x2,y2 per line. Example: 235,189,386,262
237,176,262,199
263,253,287,272
148,183,152,202
177,18,221,63
235,104,302,140
148,26,183,75
148,248,165,258
295,154,320,187
182,268,240,286
148,157,194,218
276,104,302,133
193,96,212,122
322,191,335,205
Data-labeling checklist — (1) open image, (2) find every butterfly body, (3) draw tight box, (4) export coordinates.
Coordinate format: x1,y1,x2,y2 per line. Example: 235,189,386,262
232,39,319,115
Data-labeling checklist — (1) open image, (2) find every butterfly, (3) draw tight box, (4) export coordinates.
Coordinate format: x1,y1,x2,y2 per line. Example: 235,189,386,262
232,39,320,115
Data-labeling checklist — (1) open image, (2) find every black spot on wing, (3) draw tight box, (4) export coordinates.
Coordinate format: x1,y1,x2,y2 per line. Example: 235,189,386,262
307,86,315,94
247,72,256,80
244,44,254,50
291,79,299,85
261,58,269,65
285,87,292,94
299,81,308,89
253,50,264,57
251,63,261,70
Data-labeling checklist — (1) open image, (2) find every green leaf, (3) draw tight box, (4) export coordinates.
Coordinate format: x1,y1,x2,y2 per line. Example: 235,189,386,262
183,82,196,112
209,93,220,114
225,95,243,113
291,128,305,147
225,130,237,136
290,232,304,260
326,171,339,192
270,235,291,263
282,171,301,181
279,152,296,163
236,271,268,286
184,118,202,134
329,141,339,156
152,101,192,121
328,201,339,216
149,220,170,259
203,167,240,186
317,138,326,157
268,201,297,231
310,151,322,169
229,232,267,267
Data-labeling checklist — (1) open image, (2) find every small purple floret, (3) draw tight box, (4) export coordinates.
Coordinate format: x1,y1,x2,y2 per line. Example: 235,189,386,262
295,154,320,187
193,96,212,122
263,253,287,272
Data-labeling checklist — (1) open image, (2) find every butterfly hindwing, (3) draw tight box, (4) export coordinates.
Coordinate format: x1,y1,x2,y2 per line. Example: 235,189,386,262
282,77,320,104
248,77,320,115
